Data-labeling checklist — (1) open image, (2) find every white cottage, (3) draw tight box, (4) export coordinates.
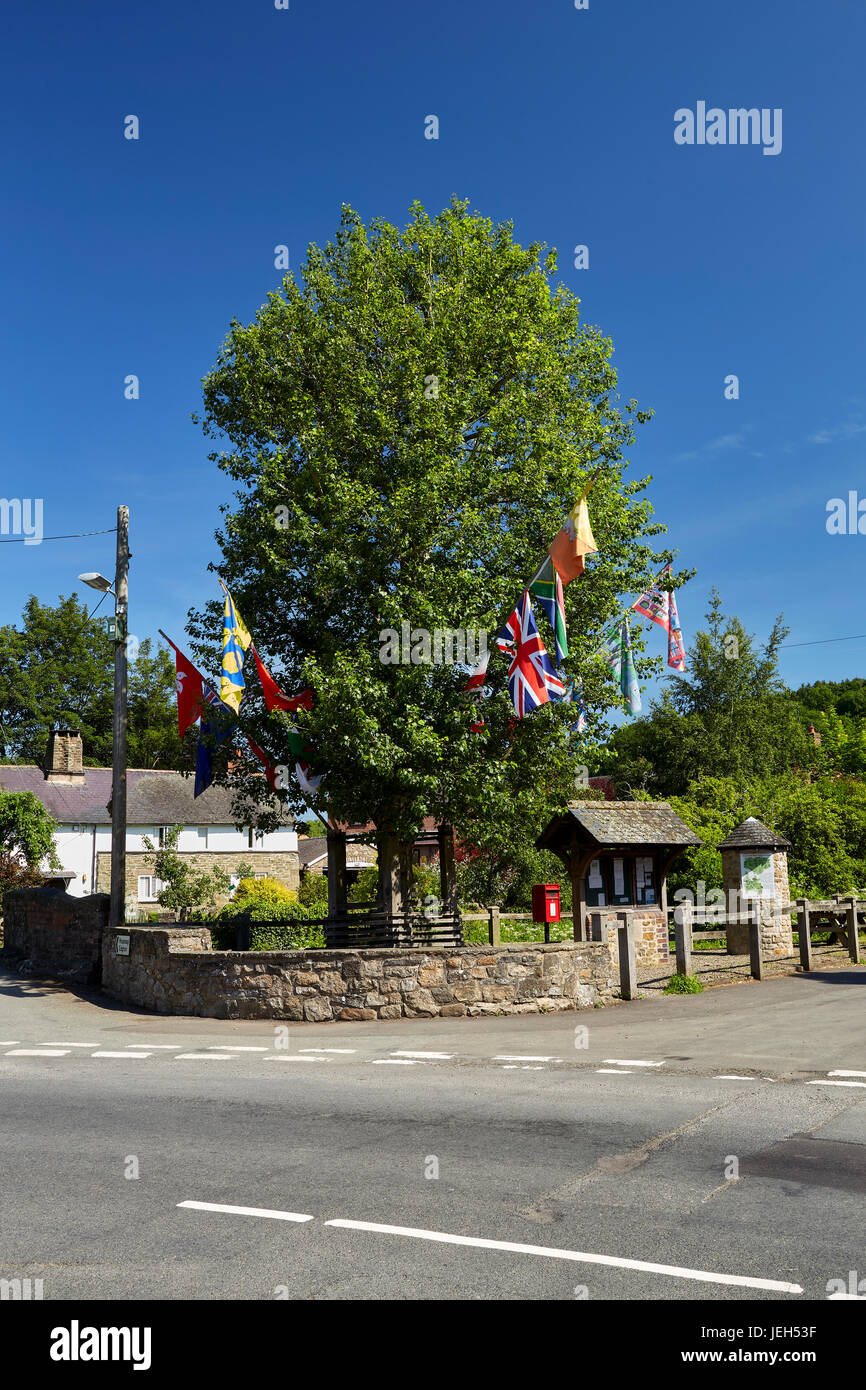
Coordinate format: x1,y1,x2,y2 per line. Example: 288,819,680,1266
0,730,299,914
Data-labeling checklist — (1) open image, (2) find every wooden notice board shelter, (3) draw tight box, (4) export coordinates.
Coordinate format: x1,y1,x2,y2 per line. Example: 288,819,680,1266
536,800,702,941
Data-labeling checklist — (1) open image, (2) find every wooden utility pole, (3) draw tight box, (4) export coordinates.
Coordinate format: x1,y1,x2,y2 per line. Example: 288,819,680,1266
109,506,130,929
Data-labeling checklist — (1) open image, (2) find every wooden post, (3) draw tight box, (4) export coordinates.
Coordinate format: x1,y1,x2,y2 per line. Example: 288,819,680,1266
674,901,693,977
437,824,457,918
617,910,637,1001
749,901,764,981
327,830,348,920
109,505,130,930
797,897,812,971
487,905,500,946
588,910,602,943
846,895,861,964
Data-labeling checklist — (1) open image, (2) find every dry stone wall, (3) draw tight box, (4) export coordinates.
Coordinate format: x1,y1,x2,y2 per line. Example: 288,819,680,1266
102,926,620,1021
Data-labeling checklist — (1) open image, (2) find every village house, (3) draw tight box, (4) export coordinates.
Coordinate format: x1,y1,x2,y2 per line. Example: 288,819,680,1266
0,730,299,915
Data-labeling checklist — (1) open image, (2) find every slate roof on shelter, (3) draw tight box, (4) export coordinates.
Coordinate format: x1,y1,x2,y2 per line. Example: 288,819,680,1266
537,800,701,850
0,765,291,826
717,816,791,851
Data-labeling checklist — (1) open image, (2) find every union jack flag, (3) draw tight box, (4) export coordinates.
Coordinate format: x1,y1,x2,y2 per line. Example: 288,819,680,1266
496,591,565,718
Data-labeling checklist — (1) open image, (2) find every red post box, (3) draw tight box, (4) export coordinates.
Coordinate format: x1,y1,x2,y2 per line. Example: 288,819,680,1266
531,883,561,924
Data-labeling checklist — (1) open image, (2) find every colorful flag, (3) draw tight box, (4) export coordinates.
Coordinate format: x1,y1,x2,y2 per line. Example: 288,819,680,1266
633,578,671,633
220,589,253,713
285,727,323,795
251,645,313,712
529,555,568,663
246,734,279,793
193,677,236,797
668,589,686,671
549,495,597,585
496,591,565,718
620,615,642,714
465,648,490,692
597,618,624,677
160,633,206,737
554,674,587,732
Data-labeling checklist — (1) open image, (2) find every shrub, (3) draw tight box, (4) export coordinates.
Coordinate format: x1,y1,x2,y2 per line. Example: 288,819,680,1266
298,873,328,910
217,876,299,921
211,876,326,950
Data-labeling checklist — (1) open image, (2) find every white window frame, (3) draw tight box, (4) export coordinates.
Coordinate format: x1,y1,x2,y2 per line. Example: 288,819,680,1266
137,875,164,903
157,826,172,849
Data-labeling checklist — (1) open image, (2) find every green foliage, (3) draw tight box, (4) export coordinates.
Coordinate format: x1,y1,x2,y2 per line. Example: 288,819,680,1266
347,864,379,906
188,199,678,851
216,875,299,919
664,973,704,994
297,872,329,910
141,826,231,922
0,791,60,867
603,590,814,796
0,595,185,769
457,842,572,912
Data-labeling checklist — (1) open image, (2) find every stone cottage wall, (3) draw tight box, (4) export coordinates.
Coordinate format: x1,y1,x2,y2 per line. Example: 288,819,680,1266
722,848,794,957
102,926,621,1021
96,849,300,908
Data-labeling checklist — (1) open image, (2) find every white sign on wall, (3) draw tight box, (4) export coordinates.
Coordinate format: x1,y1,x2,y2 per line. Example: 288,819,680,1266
740,853,776,900
115,934,131,957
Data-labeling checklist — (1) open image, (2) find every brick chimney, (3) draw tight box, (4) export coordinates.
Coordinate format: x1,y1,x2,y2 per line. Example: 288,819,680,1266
44,729,86,784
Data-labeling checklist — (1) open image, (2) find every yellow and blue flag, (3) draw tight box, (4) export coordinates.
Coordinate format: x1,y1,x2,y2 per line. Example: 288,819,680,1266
220,589,252,714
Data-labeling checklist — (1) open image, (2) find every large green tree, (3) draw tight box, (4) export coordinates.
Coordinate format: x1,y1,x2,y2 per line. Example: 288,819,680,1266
189,200,682,860
0,595,185,769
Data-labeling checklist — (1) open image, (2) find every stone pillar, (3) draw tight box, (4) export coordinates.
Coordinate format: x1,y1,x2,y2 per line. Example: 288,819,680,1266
722,845,793,958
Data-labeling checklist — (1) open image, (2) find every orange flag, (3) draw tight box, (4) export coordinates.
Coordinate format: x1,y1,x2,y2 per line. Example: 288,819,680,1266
549,496,597,584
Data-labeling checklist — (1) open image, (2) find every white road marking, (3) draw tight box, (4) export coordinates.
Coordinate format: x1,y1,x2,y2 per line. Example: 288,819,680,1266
92,1051,152,1059
829,1070,866,1078
0,1041,21,1045
40,1042,99,1047
299,1048,357,1054
125,1044,182,1049
5,1048,71,1057
602,1059,664,1068
372,1059,417,1065
174,1052,233,1060
178,1201,314,1223
716,1075,757,1081
807,1079,866,1089
595,1068,633,1074
500,1065,519,1070
263,1055,326,1063
391,1051,454,1060
323,1219,803,1293
493,1055,558,1062
522,1066,544,1070
207,1046,268,1052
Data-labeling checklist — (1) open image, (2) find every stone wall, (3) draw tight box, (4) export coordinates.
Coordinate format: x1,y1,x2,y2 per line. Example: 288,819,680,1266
96,849,300,907
2,888,110,982
102,926,621,1021
588,908,669,968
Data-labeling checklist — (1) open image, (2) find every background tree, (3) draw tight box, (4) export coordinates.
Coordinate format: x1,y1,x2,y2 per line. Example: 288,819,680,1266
141,827,231,921
0,790,60,917
189,199,682,878
0,595,185,769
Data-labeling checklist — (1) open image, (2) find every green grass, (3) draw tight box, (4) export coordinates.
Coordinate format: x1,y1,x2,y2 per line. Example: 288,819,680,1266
664,973,704,994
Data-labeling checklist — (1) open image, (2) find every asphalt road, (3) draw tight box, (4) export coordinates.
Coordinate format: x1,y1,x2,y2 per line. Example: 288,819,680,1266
1,965,865,1302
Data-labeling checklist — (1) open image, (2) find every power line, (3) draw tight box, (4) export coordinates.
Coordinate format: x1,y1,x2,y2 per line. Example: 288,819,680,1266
0,527,116,544
779,634,866,650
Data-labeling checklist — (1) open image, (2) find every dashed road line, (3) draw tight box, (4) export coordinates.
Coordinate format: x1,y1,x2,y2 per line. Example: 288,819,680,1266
207,1045,269,1052
829,1070,866,1078
716,1075,758,1081
493,1055,559,1063
300,1048,357,1054
92,1050,153,1059
5,1048,71,1057
174,1052,233,1061
372,1059,419,1065
807,1079,866,1089
391,1050,454,1060
602,1059,664,1068
178,1200,314,1223
595,1068,634,1074
263,1055,327,1063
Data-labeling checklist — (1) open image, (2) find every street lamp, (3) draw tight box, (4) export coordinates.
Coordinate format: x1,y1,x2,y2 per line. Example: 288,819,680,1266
80,507,130,928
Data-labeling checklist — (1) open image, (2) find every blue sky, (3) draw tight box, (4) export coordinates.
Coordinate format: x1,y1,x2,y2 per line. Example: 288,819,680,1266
3,0,864,704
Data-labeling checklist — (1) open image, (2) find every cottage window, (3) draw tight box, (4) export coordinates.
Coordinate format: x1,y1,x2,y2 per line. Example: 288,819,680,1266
138,875,164,903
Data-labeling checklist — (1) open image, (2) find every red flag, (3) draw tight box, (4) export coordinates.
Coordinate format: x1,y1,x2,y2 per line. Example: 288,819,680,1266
161,633,205,737
251,645,313,712
246,735,279,792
